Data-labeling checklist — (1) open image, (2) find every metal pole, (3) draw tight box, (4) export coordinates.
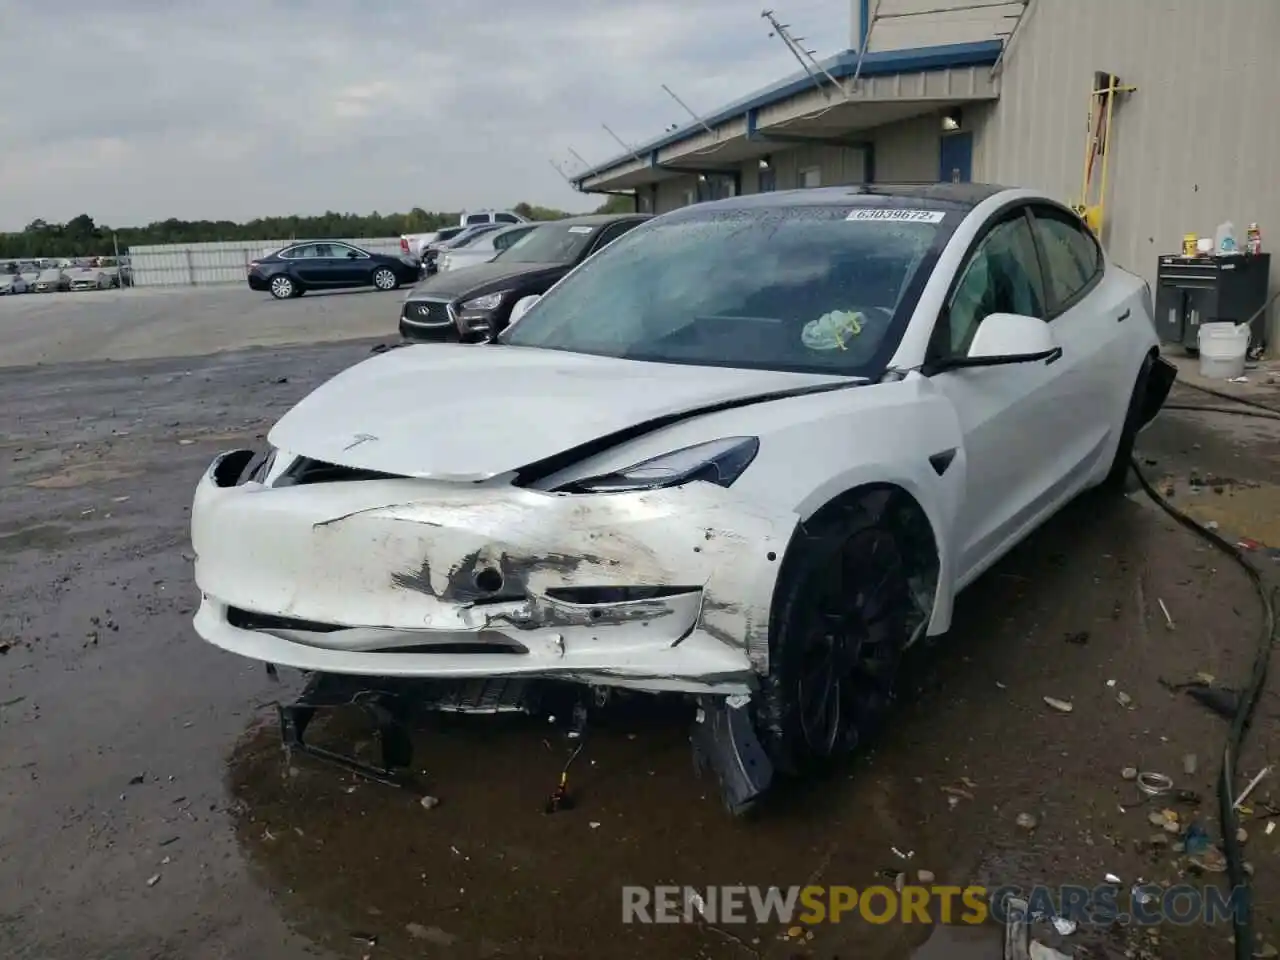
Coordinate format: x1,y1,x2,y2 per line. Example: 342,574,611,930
601,124,646,165
660,84,717,136
567,147,591,169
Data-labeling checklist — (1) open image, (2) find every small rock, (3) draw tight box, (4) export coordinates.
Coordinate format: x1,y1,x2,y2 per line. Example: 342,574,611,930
1016,812,1038,830
917,869,936,884
419,795,440,810
146,874,161,887
1043,696,1073,714
1116,691,1133,708
1122,767,1139,781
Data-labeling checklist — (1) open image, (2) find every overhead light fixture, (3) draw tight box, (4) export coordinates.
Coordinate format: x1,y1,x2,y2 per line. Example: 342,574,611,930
758,155,772,170
942,108,962,132
697,173,708,182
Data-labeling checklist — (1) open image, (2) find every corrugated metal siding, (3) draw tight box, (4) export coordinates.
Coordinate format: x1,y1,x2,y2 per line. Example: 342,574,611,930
974,0,1280,344
127,237,403,287
872,113,943,181
868,0,1027,52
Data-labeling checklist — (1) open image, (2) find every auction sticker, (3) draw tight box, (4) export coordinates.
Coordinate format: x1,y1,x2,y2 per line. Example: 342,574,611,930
846,209,946,223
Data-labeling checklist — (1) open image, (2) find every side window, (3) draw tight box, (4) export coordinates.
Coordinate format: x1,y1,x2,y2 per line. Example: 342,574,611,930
589,221,635,253
939,211,1047,356
282,244,317,259
1029,205,1102,310
464,214,488,225
494,213,519,224
313,243,336,258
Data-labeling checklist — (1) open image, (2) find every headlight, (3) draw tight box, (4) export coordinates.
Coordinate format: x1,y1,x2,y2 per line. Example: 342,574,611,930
460,291,506,312
557,437,759,494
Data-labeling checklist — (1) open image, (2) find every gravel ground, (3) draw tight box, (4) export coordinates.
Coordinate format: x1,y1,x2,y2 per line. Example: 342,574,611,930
0,299,1278,960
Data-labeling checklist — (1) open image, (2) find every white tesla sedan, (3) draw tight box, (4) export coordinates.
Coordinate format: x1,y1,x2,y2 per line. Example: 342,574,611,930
190,184,1174,810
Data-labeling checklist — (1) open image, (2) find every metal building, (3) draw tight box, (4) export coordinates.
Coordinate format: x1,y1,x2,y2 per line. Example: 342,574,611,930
574,0,1280,346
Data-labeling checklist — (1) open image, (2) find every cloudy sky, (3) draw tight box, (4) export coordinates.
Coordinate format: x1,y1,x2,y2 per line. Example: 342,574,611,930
0,0,850,230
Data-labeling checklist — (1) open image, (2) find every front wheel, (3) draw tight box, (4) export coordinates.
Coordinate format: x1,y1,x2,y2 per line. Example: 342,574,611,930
1100,355,1155,492
757,504,910,776
269,275,296,300
372,267,399,291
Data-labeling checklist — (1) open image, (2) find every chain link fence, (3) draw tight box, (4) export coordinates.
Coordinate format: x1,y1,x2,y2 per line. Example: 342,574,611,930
126,237,404,287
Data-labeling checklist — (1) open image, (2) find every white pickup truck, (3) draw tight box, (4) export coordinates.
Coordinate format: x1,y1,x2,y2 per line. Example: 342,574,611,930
398,209,528,260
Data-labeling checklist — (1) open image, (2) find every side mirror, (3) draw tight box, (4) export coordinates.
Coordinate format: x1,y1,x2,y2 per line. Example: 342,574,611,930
510,294,541,323
966,312,1060,363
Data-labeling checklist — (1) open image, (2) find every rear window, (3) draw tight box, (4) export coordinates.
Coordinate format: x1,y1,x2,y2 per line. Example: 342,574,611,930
464,214,489,225
502,206,950,376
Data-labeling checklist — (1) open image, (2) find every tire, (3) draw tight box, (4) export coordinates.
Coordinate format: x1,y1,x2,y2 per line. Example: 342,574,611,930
1100,354,1154,492
269,275,296,300
756,500,910,777
372,267,399,291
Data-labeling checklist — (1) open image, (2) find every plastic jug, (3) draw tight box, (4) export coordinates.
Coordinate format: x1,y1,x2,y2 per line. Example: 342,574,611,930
1215,221,1238,255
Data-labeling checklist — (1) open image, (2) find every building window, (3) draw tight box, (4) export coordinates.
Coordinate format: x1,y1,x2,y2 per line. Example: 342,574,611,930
801,167,821,189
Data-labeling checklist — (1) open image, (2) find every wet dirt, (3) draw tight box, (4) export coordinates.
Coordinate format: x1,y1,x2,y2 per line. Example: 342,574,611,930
1,346,1277,960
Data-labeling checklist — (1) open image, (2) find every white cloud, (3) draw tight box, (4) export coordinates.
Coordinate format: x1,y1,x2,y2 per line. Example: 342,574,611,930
0,0,850,229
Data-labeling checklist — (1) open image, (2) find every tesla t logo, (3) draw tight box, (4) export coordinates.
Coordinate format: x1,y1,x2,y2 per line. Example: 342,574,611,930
342,433,378,451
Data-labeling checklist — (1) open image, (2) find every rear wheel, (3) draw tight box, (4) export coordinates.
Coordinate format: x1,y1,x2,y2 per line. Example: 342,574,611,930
758,503,910,776
372,267,399,291
269,275,296,300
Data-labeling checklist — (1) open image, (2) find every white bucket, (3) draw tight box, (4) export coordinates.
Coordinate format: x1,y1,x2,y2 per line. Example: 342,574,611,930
1198,322,1250,379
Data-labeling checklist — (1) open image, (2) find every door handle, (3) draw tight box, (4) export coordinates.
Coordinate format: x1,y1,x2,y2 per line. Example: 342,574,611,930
1044,347,1064,366
1116,308,1130,322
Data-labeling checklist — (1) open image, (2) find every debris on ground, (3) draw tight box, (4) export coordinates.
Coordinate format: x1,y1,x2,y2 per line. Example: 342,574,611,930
1029,940,1071,960
1157,597,1175,629
405,923,457,946
1122,767,1139,781
1183,753,1198,775
419,795,440,810
1064,630,1090,645
1042,696,1073,714
145,874,160,887
1016,813,1038,830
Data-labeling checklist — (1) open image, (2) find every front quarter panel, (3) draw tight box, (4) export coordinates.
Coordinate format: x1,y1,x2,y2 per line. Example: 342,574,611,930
539,378,968,635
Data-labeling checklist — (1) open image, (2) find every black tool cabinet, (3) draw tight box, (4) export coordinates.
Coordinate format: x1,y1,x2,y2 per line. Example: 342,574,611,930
1154,253,1270,352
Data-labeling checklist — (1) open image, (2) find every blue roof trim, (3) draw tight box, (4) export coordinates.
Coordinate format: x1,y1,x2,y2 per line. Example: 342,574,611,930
576,39,1002,186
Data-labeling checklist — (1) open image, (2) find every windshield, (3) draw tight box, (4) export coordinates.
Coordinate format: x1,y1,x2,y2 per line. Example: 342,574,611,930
496,222,598,265
500,206,949,375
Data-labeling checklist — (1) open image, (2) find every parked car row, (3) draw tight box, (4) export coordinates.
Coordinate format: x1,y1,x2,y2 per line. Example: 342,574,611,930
399,208,527,261
399,212,650,341
1,257,131,294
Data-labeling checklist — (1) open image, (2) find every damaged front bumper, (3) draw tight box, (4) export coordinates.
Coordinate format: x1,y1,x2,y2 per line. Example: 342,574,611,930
190,450,796,695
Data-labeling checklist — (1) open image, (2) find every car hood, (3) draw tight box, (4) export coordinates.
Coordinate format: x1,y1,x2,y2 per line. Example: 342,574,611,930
268,343,854,480
36,270,62,281
405,261,564,301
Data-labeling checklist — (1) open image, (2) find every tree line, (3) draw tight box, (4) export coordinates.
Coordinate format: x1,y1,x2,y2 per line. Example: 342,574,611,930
0,196,633,259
